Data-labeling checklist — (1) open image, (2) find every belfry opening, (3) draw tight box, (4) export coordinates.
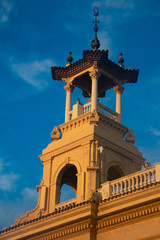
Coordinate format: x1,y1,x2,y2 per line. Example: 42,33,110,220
56,164,77,204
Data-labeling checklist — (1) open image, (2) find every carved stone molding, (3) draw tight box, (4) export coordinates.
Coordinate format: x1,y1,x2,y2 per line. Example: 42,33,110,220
64,83,75,92
60,114,90,134
97,200,160,232
114,84,125,94
125,128,135,144
89,110,100,125
29,219,91,240
59,112,127,135
89,68,101,80
51,126,61,142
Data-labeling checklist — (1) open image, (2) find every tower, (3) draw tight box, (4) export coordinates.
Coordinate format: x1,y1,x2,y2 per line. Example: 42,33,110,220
15,7,144,221
1,8,160,240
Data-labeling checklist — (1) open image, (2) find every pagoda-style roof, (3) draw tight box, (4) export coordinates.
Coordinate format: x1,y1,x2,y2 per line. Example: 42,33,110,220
51,50,139,98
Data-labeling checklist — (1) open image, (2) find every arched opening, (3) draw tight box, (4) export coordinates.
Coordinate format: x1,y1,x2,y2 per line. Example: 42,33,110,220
60,184,76,203
107,166,124,181
56,164,77,204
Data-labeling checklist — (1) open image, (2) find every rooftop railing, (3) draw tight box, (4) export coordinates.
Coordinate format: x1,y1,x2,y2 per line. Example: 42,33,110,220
97,102,118,121
69,101,119,121
100,163,160,200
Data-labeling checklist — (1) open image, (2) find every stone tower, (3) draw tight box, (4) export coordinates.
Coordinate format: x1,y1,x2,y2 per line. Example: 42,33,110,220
2,8,160,240
14,10,145,223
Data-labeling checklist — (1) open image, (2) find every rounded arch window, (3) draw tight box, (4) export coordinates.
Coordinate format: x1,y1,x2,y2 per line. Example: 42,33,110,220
56,164,77,204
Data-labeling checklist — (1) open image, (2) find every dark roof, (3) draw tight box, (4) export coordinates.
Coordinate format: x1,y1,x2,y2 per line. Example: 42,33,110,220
52,50,139,98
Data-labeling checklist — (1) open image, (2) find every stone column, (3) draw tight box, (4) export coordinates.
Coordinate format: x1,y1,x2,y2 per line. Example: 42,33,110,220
89,69,101,111
64,83,74,122
114,85,125,124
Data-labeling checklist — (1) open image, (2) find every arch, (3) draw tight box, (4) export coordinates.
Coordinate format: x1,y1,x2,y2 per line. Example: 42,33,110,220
55,163,78,204
105,160,128,181
52,158,81,185
107,165,124,181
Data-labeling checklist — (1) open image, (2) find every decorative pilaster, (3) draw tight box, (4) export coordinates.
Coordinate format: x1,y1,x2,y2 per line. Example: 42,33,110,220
89,69,101,111
64,83,74,122
114,85,124,124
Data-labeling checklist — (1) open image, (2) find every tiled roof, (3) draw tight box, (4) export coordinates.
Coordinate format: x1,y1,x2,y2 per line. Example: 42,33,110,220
51,50,139,98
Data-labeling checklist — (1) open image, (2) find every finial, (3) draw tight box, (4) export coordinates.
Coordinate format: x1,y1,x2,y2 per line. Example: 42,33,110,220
66,51,73,66
118,52,124,67
91,7,100,51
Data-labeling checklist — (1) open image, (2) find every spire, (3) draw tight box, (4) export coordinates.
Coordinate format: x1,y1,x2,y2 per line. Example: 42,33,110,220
91,7,100,51
66,51,73,66
118,52,124,68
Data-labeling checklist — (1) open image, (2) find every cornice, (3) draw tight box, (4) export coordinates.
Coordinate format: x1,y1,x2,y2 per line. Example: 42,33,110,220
98,182,160,218
59,112,91,134
59,111,127,135
97,200,160,233
29,219,91,240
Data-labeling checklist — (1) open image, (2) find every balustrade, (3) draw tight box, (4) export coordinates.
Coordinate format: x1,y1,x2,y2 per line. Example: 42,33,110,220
68,101,119,121
108,167,157,197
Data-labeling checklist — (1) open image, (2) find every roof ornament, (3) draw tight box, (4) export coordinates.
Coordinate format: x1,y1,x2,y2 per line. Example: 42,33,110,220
66,51,73,66
91,7,100,51
118,52,124,68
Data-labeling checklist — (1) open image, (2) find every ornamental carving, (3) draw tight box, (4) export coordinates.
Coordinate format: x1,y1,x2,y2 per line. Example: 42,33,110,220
89,110,99,125
114,84,125,94
125,128,135,144
50,126,61,142
89,68,101,80
89,191,102,203
64,83,75,92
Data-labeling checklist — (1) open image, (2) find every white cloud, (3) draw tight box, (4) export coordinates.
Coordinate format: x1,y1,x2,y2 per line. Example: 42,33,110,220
0,155,38,229
0,157,19,191
0,0,13,23
0,187,38,229
149,127,160,136
11,59,55,90
0,158,9,173
99,31,111,50
0,172,19,191
21,187,38,201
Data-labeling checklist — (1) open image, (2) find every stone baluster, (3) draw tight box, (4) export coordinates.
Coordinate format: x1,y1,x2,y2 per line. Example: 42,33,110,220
120,181,123,194
148,172,151,184
152,170,156,183
139,174,143,188
143,173,147,186
128,178,131,192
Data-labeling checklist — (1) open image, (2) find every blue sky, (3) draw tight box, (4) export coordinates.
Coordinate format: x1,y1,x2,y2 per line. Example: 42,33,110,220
0,0,160,229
